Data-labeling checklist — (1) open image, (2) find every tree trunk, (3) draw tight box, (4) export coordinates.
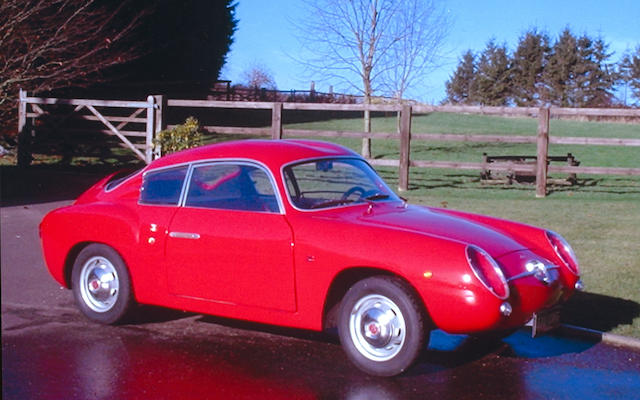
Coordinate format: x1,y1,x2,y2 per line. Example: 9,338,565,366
362,110,371,158
362,93,372,158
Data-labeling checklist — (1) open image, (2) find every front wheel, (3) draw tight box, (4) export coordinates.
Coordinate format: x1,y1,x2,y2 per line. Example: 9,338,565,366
71,244,135,324
338,276,428,376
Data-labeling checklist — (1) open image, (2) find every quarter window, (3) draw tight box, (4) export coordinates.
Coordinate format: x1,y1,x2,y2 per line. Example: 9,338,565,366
140,167,188,205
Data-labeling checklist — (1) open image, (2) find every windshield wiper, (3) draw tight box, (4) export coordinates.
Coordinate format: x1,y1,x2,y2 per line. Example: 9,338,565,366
364,193,390,201
310,199,355,209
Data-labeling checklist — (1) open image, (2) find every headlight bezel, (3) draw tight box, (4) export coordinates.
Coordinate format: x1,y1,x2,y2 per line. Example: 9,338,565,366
545,230,580,276
465,245,510,300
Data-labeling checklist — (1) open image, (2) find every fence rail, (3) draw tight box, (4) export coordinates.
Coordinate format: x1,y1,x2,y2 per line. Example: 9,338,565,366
18,91,640,197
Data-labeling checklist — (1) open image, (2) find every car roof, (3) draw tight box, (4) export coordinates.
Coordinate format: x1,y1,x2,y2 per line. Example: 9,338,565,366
146,139,360,171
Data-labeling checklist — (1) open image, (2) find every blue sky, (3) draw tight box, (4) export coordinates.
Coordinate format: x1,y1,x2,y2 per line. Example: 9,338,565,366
221,0,640,103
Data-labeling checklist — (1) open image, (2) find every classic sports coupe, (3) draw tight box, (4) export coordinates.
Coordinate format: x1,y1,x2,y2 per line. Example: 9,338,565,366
40,139,583,376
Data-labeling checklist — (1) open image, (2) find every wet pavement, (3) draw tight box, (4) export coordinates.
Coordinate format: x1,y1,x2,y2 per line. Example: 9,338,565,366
2,198,640,400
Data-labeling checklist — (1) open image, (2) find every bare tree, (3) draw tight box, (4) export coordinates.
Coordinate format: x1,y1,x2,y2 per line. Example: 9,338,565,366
0,0,150,139
381,0,449,102
295,0,450,156
241,62,278,89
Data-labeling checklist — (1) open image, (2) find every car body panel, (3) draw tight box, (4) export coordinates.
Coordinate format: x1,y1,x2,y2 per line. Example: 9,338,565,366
165,207,296,311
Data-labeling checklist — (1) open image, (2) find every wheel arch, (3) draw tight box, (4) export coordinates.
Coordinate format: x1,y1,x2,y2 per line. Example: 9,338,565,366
322,267,431,332
63,242,92,288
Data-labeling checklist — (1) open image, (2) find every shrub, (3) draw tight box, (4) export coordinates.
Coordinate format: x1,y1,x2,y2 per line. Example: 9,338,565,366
154,117,203,155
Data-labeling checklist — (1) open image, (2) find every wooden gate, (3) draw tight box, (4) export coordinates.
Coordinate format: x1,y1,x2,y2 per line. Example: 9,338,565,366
18,89,157,165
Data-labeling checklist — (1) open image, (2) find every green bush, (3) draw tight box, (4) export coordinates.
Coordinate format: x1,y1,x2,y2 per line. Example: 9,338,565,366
154,117,203,156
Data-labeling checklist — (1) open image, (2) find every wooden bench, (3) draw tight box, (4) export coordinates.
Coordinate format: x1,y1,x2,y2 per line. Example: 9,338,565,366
481,153,580,185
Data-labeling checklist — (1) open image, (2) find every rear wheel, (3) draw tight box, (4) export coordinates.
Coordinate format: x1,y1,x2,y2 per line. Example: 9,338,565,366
338,276,428,376
71,244,135,324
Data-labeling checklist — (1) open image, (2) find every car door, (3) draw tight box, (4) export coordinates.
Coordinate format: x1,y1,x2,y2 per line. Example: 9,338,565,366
165,162,296,312
134,165,189,302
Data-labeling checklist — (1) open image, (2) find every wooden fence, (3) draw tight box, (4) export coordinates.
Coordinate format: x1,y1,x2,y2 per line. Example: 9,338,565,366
18,91,640,197
159,99,640,197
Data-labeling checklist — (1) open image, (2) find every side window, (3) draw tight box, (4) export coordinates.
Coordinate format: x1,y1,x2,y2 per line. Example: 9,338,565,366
139,167,188,205
185,163,279,212
249,167,277,197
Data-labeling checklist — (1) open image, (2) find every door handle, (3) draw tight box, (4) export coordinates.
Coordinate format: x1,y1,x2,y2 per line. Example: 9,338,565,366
169,232,200,239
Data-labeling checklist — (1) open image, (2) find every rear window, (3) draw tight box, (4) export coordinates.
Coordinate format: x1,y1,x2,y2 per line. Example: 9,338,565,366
105,169,141,191
139,166,188,205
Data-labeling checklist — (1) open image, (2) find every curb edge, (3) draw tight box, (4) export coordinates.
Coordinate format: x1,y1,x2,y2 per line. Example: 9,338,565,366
560,324,640,350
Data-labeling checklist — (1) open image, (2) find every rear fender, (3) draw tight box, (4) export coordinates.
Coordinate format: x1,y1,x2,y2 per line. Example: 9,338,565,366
40,203,138,288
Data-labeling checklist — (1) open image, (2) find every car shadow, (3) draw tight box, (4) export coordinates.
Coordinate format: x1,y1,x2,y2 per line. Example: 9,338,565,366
127,305,197,324
195,314,339,344
560,291,640,333
407,331,508,375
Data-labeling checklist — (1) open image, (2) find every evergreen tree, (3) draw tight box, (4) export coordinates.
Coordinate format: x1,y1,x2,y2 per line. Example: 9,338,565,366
120,0,237,84
447,27,629,108
591,37,619,105
471,40,511,106
445,50,475,104
573,35,617,107
511,29,550,106
543,28,578,106
620,46,640,105
542,29,617,107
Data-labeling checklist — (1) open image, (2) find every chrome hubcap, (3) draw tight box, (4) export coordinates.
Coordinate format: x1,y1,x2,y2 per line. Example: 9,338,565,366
79,256,119,312
349,294,406,361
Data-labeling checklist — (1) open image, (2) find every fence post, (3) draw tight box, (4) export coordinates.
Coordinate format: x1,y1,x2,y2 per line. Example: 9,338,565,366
145,95,155,164
153,95,166,159
271,102,283,140
17,89,32,167
536,107,550,198
398,104,412,191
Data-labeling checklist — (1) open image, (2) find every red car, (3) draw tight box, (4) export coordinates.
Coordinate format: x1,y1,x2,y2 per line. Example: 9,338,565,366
40,139,583,376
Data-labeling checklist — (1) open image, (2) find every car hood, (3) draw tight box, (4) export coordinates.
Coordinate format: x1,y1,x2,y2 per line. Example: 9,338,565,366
358,203,526,258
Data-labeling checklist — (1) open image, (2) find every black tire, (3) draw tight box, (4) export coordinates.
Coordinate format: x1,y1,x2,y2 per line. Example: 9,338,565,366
71,244,135,324
338,276,428,376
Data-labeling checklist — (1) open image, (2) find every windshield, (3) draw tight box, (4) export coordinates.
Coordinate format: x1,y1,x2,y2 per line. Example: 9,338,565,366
283,158,400,210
